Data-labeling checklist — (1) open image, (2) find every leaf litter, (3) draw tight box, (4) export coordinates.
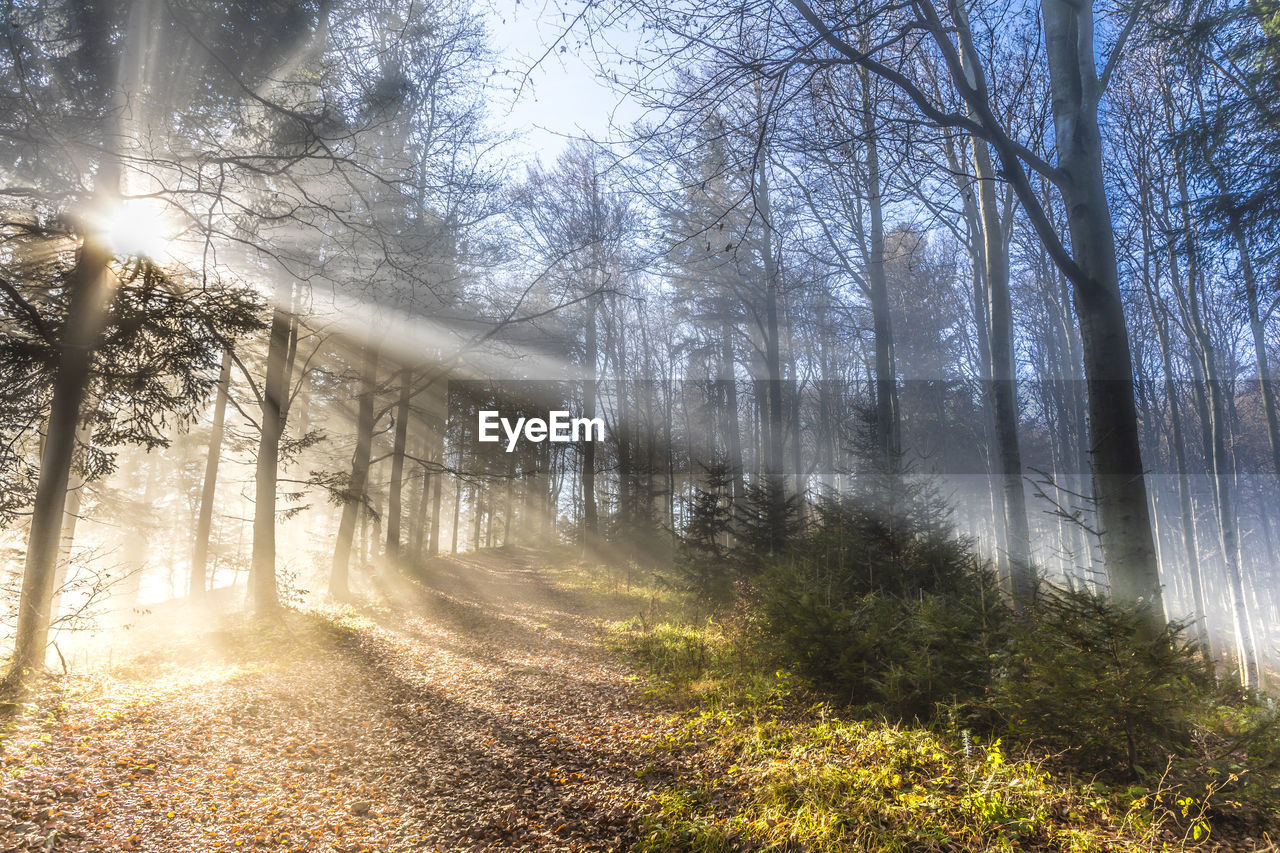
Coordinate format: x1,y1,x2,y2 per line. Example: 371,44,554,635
0,549,676,852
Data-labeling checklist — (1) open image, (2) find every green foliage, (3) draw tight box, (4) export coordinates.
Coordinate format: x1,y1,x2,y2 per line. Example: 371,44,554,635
757,493,1005,722
1176,696,1280,827
586,559,1280,849
732,472,802,572
984,587,1211,778
673,461,736,602
663,483,1280,804
1160,0,1280,241
0,248,265,525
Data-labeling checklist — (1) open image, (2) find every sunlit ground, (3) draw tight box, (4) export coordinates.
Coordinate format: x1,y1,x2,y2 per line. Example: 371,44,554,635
0,548,666,853
2,547,1277,852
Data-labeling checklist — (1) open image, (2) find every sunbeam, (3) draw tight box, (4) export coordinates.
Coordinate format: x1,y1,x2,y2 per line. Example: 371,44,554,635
0,0,1278,850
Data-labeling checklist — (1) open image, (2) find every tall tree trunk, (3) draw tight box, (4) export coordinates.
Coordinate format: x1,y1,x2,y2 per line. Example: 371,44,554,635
1131,157,1210,651
4,186,116,688
330,343,379,598
1166,121,1259,685
1233,226,1280,482
429,461,443,556
972,134,1034,607
756,157,786,483
1052,252,1104,587
50,422,94,630
425,380,445,556
191,350,231,597
451,478,462,554
665,371,677,529
250,285,295,614
720,320,745,510
411,451,429,562
582,300,599,544
859,72,900,461
1202,346,1259,686
790,356,804,500
946,133,1010,579
615,319,633,535
1198,146,1280,482
384,368,411,564
503,467,514,545
1150,256,1212,655
522,453,539,541
1041,0,1162,615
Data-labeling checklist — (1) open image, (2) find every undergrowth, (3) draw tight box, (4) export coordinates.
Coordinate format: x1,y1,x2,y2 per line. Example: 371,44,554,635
601,610,1280,852
563,523,1280,853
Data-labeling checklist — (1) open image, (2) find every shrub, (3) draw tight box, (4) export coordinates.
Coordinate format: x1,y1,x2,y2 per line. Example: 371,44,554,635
984,586,1212,778
673,461,736,603
732,472,802,572
669,471,1279,810
756,493,1007,722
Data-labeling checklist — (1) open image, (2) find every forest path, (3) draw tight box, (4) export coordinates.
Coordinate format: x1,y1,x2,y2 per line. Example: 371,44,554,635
0,548,673,852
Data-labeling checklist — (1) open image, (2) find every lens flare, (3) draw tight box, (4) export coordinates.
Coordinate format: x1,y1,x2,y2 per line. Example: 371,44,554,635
102,197,172,258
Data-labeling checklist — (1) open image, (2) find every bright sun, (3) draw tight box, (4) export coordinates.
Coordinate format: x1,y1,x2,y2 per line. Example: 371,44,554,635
103,198,173,259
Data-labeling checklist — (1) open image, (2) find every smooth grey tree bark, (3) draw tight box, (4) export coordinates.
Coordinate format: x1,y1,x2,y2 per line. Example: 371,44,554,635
1034,0,1163,615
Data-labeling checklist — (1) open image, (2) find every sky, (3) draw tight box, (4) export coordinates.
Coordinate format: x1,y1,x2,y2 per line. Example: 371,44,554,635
482,0,642,164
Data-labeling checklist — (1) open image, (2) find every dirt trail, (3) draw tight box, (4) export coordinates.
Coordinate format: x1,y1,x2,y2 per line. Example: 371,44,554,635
0,549,673,852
